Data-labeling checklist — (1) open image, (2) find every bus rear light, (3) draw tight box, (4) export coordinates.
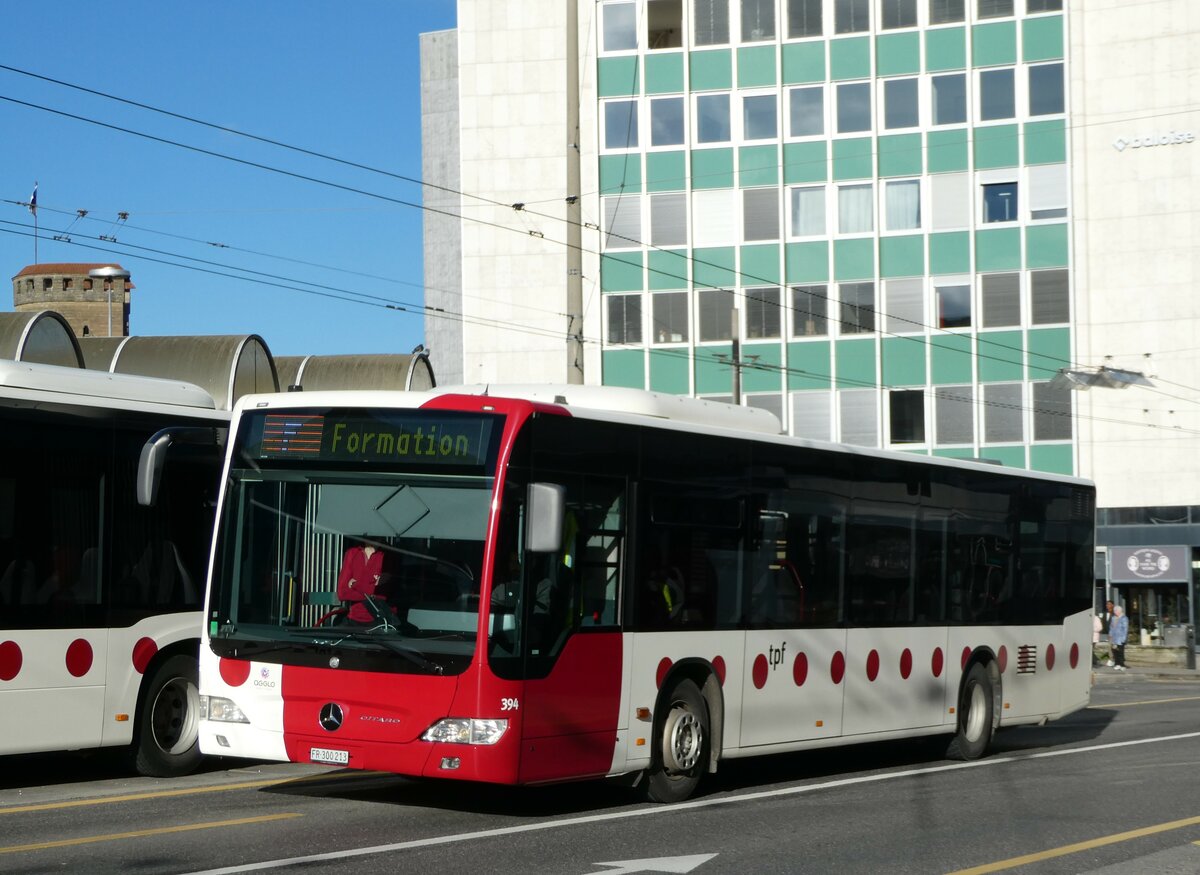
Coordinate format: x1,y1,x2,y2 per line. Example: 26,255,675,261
200,695,250,724
421,718,508,745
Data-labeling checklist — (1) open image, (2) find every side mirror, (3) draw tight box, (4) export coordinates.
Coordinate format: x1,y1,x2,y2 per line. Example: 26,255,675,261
137,426,226,506
525,483,565,553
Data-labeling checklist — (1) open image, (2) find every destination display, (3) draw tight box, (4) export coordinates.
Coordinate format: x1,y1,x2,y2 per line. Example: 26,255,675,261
243,409,499,468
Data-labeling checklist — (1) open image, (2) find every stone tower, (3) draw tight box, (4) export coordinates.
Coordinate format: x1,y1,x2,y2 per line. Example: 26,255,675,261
11,263,132,338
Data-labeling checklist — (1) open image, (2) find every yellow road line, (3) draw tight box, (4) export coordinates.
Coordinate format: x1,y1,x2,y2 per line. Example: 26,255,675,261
947,814,1200,874
1090,694,1200,709
0,769,387,815
0,812,301,854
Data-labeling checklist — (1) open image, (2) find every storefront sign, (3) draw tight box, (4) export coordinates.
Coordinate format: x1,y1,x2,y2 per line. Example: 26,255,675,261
1109,545,1190,583
1112,131,1195,152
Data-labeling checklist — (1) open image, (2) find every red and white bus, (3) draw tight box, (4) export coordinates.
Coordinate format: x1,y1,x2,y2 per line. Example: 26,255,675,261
199,385,1094,801
0,361,225,776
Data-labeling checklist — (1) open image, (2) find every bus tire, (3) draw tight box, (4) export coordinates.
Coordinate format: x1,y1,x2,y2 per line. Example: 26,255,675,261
645,679,708,803
950,662,994,760
132,654,203,777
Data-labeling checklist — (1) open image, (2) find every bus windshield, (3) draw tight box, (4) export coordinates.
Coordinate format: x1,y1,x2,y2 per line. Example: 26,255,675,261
208,408,503,675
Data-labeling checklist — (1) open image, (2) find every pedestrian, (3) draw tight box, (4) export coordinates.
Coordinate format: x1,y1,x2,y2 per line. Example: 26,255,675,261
1092,611,1103,665
1109,604,1129,671
1103,599,1115,666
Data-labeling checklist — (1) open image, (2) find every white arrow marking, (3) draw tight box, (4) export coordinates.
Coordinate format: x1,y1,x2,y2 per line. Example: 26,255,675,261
592,853,718,874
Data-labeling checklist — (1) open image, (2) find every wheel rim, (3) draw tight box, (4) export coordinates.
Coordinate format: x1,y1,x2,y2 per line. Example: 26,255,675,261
662,704,703,773
963,681,988,743
151,676,200,756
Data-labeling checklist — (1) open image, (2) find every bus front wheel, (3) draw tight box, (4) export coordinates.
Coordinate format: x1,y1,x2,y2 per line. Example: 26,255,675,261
645,679,708,803
132,654,203,777
951,662,994,760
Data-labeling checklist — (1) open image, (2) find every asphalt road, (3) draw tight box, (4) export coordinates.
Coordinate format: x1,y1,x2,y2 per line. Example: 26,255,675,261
2,673,1199,874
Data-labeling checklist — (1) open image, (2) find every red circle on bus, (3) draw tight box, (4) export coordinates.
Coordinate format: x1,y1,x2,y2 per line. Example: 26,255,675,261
793,652,808,687
932,647,944,678
66,639,93,678
219,657,252,687
752,654,769,689
961,646,971,670
711,656,726,685
866,649,880,682
1046,644,1056,672
831,651,845,685
132,637,158,674
655,657,673,689
1069,643,1080,669
997,646,1008,674
0,641,21,681
899,648,912,679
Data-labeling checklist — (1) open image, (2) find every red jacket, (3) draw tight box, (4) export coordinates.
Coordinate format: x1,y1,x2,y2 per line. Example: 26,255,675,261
336,546,386,623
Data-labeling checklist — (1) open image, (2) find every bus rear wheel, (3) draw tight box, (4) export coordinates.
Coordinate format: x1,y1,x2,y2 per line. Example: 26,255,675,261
951,662,994,760
645,679,708,803
132,654,203,777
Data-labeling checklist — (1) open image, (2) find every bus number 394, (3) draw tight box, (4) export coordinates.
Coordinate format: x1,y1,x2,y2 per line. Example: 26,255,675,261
501,698,520,711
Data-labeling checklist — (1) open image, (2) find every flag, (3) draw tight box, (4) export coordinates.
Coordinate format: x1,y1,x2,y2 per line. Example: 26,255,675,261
28,183,37,216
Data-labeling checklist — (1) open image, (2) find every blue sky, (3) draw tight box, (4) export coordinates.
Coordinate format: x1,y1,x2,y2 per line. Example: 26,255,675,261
2,1,457,356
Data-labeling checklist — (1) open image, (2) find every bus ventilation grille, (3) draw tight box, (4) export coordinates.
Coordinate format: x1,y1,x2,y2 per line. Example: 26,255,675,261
1017,645,1038,674
1072,489,1095,520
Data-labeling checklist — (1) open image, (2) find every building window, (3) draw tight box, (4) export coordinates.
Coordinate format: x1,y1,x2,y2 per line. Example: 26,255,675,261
603,2,638,51
982,181,1018,223
839,388,879,446
839,282,875,335
698,289,734,341
792,285,829,336
889,390,925,444
696,93,732,143
745,287,782,338
792,391,832,440
695,0,730,45
935,283,971,328
978,0,1013,19
1026,0,1061,12
881,0,917,30
1031,269,1069,324
603,100,639,150
648,0,684,49
883,78,919,129
653,292,689,343
787,0,823,37
63,277,74,290
932,73,966,125
935,386,974,445
747,394,784,425
835,0,870,34
980,272,1021,328
744,188,780,241
1032,381,1072,440
790,185,827,236
885,278,923,333
1028,163,1067,219
743,94,778,140
650,192,688,246
929,0,964,23
607,295,643,344
884,179,921,231
1029,63,1065,116
979,68,1015,121
930,172,969,230
983,383,1024,443
741,0,775,41
838,183,874,234
693,189,738,246
650,97,685,147
603,195,642,249
43,278,52,291
836,82,871,133
788,86,824,137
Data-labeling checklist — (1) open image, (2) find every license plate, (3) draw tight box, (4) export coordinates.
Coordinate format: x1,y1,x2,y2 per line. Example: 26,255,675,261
310,746,349,765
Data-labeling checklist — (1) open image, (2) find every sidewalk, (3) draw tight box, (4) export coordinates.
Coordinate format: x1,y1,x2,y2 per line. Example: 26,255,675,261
1091,661,1200,683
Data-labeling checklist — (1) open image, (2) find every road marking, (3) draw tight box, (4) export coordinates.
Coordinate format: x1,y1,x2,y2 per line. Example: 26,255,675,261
181,730,1200,875
945,814,1200,874
0,769,383,816
1091,694,1200,709
0,813,301,855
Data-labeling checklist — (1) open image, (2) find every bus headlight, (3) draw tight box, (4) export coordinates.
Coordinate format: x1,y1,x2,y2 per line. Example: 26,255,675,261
421,718,508,745
200,695,250,724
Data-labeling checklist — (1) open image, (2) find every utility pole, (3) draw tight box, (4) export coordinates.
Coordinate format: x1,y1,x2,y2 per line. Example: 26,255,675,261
731,308,741,404
565,0,584,384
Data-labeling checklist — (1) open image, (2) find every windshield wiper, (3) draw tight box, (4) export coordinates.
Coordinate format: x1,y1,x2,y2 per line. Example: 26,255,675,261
332,629,444,675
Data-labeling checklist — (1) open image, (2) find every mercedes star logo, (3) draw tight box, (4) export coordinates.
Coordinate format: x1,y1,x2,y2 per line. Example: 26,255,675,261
319,702,344,732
